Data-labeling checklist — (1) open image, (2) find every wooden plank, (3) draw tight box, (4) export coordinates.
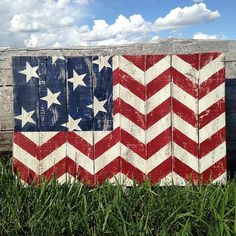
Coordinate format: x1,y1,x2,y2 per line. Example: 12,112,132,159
92,55,117,184
199,53,226,184
66,56,94,185
172,54,199,185
0,86,13,130
145,55,172,185
117,55,146,184
12,56,40,184
38,57,67,182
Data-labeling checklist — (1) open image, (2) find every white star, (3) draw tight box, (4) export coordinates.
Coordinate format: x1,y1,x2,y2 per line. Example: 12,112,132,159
87,96,107,117
61,115,82,131
68,70,87,90
14,107,36,127
19,62,40,82
52,56,65,64
93,56,112,72
40,88,61,109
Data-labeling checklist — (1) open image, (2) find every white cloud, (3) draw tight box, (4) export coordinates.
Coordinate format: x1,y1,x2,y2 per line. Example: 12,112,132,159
155,3,219,30
0,1,220,47
193,0,204,3
193,32,218,39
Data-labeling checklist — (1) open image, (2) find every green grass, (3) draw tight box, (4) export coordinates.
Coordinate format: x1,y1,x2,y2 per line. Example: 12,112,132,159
0,158,236,236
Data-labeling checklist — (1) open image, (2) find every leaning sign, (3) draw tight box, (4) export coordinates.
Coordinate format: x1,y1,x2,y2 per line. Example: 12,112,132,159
12,53,226,186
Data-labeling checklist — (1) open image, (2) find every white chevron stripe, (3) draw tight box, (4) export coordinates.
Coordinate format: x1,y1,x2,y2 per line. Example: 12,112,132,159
40,143,67,174
119,114,145,143
94,131,113,143
172,83,197,112
114,83,170,115
67,143,94,174
199,83,224,114
119,56,145,85
199,142,226,173
22,132,40,145
173,113,198,143
172,55,198,83
109,172,133,186
57,173,68,184
199,54,224,84
146,83,170,113
40,132,60,145
94,143,171,174
212,172,227,184
112,55,119,70
159,173,173,186
115,84,145,114
14,143,39,174
94,143,120,173
199,113,225,143
145,55,170,84
172,172,188,186
95,113,170,144
173,143,198,173
146,113,171,143
146,144,171,173
72,131,93,145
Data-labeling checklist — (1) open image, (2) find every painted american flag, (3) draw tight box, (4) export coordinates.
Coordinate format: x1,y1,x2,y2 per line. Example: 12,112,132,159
12,53,227,186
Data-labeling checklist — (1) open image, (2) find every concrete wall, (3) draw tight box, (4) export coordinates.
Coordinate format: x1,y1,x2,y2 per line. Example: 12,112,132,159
1,39,236,153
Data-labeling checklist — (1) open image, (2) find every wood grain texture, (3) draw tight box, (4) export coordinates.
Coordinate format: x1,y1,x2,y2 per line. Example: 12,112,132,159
0,86,13,130
0,40,235,154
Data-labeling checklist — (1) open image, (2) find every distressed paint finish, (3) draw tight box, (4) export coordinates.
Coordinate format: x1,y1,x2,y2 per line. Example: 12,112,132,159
172,53,226,185
12,54,226,185
198,53,226,184
172,54,199,185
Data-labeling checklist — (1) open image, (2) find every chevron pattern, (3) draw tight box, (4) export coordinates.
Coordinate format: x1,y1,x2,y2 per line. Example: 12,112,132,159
13,53,226,185
172,53,226,185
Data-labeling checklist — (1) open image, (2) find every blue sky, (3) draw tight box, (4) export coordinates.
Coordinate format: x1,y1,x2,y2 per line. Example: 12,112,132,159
0,0,235,47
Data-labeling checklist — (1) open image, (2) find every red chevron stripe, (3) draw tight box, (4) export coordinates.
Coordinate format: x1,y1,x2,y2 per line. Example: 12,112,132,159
114,68,170,101
147,157,172,184
147,98,171,127
173,129,198,157
146,55,168,71
147,128,171,158
121,129,146,158
68,132,93,159
67,158,94,186
199,68,225,99
41,157,67,180
200,127,226,158
14,132,38,158
123,55,146,71
173,157,199,185
200,157,226,184
114,69,145,100
12,158,39,184
39,132,67,160
114,98,146,129
146,69,171,99
199,53,222,69
199,98,225,129
94,158,120,184
94,128,120,158
172,98,197,127
177,54,200,70
120,157,146,183
172,68,198,98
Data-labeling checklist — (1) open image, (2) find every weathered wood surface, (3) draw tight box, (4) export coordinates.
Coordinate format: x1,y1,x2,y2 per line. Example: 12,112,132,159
1,39,236,152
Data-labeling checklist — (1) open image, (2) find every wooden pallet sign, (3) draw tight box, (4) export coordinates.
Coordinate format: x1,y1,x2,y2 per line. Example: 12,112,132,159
12,53,226,185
